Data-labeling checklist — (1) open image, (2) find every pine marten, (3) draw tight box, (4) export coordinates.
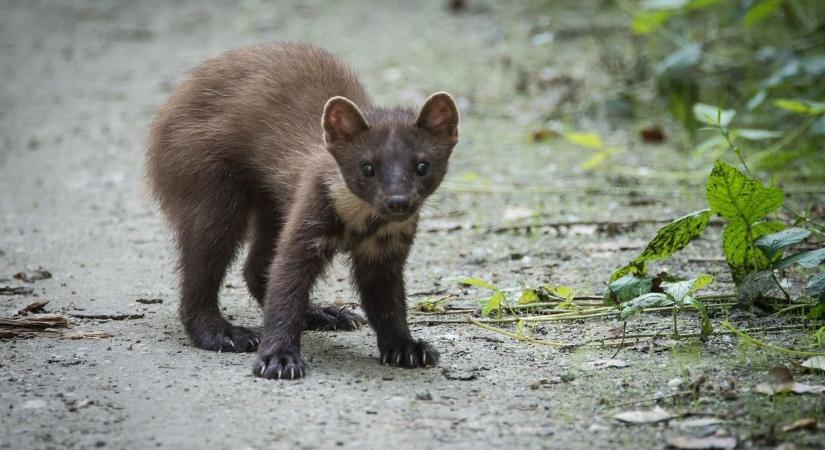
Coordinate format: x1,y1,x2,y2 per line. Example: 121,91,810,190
146,42,459,379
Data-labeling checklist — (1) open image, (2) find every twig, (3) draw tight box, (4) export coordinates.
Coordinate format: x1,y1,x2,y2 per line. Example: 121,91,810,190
613,391,691,408
69,313,144,321
720,321,825,357
469,320,570,347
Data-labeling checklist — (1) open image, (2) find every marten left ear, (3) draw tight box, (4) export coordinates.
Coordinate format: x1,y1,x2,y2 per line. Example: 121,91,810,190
323,96,369,146
416,92,459,145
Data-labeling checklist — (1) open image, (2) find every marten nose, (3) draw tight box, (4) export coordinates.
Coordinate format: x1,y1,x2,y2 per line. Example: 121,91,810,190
386,195,411,213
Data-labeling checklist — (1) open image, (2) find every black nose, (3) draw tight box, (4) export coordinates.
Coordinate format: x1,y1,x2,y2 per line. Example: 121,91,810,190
386,195,410,213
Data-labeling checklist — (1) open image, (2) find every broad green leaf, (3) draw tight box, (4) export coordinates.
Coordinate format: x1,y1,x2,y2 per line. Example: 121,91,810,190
480,291,506,317
774,99,825,115
738,269,776,302
707,161,784,224
619,293,673,320
459,277,498,291
722,221,786,281
518,289,541,305
610,210,712,281
742,0,783,26
755,227,811,258
685,0,723,9
605,275,653,305
683,296,713,337
632,10,672,34
806,271,825,300
564,131,603,149
736,129,782,140
547,285,575,301
693,103,735,127
662,274,713,305
773,248,825,270
661,274,714,303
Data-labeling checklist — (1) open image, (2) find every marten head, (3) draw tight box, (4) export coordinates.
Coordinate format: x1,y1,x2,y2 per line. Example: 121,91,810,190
323,92,459,223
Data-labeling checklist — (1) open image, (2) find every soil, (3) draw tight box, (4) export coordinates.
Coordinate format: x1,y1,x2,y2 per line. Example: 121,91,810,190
1,1,823,449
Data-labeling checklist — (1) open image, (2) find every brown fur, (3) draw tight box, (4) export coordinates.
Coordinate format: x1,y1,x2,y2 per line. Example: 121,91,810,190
146,42,458,379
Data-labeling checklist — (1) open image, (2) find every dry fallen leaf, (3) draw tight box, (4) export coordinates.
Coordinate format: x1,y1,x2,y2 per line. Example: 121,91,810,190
614,407,675,424
800,356,825,372
665,434,736,449
675,418,724,430
782,418,817,433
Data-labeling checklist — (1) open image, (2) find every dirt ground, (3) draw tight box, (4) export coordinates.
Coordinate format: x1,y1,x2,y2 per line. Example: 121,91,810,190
1,1,824,449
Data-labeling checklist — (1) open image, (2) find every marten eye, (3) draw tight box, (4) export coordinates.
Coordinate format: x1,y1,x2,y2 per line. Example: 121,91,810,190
362,163,375,177
415,161,429,176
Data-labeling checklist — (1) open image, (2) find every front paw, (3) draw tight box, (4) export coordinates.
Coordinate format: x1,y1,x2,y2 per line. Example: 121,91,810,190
253,347,307,380
305,305,367,331
380,339,439,368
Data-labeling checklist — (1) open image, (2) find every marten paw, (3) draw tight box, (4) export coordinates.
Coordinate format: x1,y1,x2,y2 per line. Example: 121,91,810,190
254,348,307,380
380,339,439,368
188,323,260,353
304,305,367,331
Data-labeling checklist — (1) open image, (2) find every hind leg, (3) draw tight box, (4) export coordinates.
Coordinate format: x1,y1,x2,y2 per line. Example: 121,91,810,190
243,197,283,306
176,181,259,353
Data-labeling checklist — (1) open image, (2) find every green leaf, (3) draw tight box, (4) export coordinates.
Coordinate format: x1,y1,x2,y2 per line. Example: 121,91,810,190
606,275,653,305
693,103,736,127
661,274,714,303
480,291,506,317
518,289,541,305
707,161,784,224
619,293,673,320
459,277,498,291
683,296,713,337
755,227,811,258
806,272,825,301
773,248,825,270
774,99,825,115
564,131,603,149
738,269,776,302
735,129,783,141
742,0,783,26
655,44,702,78
547,285,575,301
722,220,786,281
610,210,712,281
632,10,673,34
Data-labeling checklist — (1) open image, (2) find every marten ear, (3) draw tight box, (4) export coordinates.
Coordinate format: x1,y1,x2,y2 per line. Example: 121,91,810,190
416,92,459,145
323,97,369,145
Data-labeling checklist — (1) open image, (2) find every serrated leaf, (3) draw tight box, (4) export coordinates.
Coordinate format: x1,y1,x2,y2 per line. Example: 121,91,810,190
723,221,786,281
619,293,673,320
693,103,735,127
806,272,825,300
774,99,825,115
564,131,603,149
755,228,811,258
459,277,499,291
743,0,783,26
606,275,653,305
480,291,506,317
774,248,825,270
518,289,541,305
707,161,785,224
610,210,712,281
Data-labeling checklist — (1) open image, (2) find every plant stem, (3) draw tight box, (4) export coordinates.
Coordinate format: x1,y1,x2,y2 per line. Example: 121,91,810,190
720,321,825,356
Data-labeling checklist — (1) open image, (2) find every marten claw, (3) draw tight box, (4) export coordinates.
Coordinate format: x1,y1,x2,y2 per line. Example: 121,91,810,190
253,347,307,380
379,340,440,369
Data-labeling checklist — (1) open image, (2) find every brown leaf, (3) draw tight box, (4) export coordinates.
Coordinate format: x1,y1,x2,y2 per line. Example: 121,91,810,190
640,126,666,143
532,128,560,143
18,300,49,315
782,418,817,433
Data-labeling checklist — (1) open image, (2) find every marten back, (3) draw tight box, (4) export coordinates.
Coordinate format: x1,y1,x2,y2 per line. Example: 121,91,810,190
147,42,372,220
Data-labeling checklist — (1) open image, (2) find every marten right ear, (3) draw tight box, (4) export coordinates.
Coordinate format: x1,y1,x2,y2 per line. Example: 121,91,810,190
323,97,369,146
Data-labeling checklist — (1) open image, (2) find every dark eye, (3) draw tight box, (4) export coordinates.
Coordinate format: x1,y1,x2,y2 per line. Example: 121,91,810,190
362,163,375,177
415,161,429,176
